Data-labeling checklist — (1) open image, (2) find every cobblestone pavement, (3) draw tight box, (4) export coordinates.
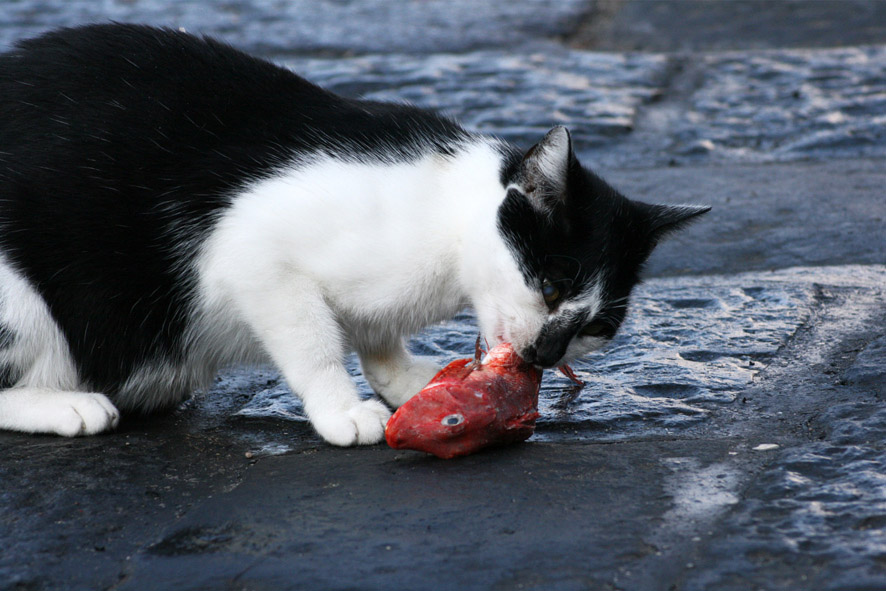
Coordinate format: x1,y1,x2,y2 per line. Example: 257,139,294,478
0,0,588,56
1,2,885,590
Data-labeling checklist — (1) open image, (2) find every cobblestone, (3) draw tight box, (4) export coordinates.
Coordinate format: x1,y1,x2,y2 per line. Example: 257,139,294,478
0,0,589,57
672,46,886,161
292,50,668,149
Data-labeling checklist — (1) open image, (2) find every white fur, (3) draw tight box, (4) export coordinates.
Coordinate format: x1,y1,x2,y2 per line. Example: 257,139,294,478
193,140,542,445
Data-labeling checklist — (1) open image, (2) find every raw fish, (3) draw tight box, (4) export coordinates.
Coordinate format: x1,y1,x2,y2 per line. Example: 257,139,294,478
385,340,542,459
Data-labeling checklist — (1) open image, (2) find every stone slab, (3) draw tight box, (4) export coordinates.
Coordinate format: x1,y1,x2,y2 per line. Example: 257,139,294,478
6,12,886,166
119,440,735,591
686,403,886,591
32,265,878,591
599,158,886,278
294,45,886,165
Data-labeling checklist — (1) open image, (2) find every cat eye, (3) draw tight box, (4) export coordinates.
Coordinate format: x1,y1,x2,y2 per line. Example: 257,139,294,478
580,321,608,338
541,280,560,304
441,414,464,427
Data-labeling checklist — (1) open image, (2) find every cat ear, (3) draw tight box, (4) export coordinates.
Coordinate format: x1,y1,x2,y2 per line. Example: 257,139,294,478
517,126,574,213
640,203,711,244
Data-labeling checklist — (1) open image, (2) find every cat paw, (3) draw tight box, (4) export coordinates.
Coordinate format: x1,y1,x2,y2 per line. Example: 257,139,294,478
46,392,121,437
311,399,391,446
0,390,120,437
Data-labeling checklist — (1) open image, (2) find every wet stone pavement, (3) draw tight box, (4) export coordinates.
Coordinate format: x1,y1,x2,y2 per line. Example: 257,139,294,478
2,2,886,590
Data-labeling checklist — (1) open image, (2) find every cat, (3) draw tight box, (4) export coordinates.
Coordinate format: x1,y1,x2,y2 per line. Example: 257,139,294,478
0,24,708,446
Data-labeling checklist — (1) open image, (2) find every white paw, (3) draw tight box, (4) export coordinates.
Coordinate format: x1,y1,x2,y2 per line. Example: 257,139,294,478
45,392,121,437
311,399,391,447
0,389,120,437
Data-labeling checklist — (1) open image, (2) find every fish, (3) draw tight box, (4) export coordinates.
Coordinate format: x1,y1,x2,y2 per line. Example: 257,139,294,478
385,339,543,459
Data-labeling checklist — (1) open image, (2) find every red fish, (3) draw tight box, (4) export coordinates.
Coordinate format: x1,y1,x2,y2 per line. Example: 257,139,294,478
385,340,543,459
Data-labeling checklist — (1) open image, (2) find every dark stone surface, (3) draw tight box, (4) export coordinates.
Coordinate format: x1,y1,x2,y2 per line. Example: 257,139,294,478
681,292,886,591
121,442,694,591
608,159,886,277
2,2,886,590
3,269,883,591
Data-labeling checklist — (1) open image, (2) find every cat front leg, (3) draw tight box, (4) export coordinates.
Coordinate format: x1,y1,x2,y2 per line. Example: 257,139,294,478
359,341,441,408
292,361,391,447
225,276,390,446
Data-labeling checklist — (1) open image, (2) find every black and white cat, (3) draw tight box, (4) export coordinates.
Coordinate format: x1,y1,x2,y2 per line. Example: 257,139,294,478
0,24,708,445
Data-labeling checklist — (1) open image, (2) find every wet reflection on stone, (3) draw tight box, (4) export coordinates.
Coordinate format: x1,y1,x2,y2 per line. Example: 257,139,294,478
290,51,669,149
289,45,886,164
0,0,590,57
692,402,886,590
231,269,827,442
676,46,886,161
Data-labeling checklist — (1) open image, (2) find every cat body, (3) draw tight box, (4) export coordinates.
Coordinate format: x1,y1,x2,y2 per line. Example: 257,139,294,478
0,24,707,445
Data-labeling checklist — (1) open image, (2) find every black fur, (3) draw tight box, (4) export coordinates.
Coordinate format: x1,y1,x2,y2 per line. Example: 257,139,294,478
0,24,469,395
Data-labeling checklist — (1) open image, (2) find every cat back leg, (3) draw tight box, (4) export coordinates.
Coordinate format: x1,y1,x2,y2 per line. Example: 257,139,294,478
0,388,119,436
0,257,120,436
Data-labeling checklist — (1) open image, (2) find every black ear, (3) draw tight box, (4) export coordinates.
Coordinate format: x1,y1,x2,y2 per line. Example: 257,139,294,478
518,126,574,214
641,203,711,244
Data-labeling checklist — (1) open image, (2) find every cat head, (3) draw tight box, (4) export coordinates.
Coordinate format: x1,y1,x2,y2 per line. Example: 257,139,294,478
480,126,709,368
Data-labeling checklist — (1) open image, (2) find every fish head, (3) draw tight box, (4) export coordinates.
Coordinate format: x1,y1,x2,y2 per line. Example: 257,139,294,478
385,384,497,459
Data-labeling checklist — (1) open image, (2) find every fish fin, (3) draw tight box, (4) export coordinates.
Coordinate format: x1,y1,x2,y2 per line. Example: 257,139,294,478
428,358,474,383
472,335,484,365
559,365,585,387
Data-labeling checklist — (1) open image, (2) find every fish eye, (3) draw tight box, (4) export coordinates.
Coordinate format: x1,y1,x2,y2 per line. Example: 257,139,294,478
541,280,560,304
441,414,464,427
580,320,608,338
